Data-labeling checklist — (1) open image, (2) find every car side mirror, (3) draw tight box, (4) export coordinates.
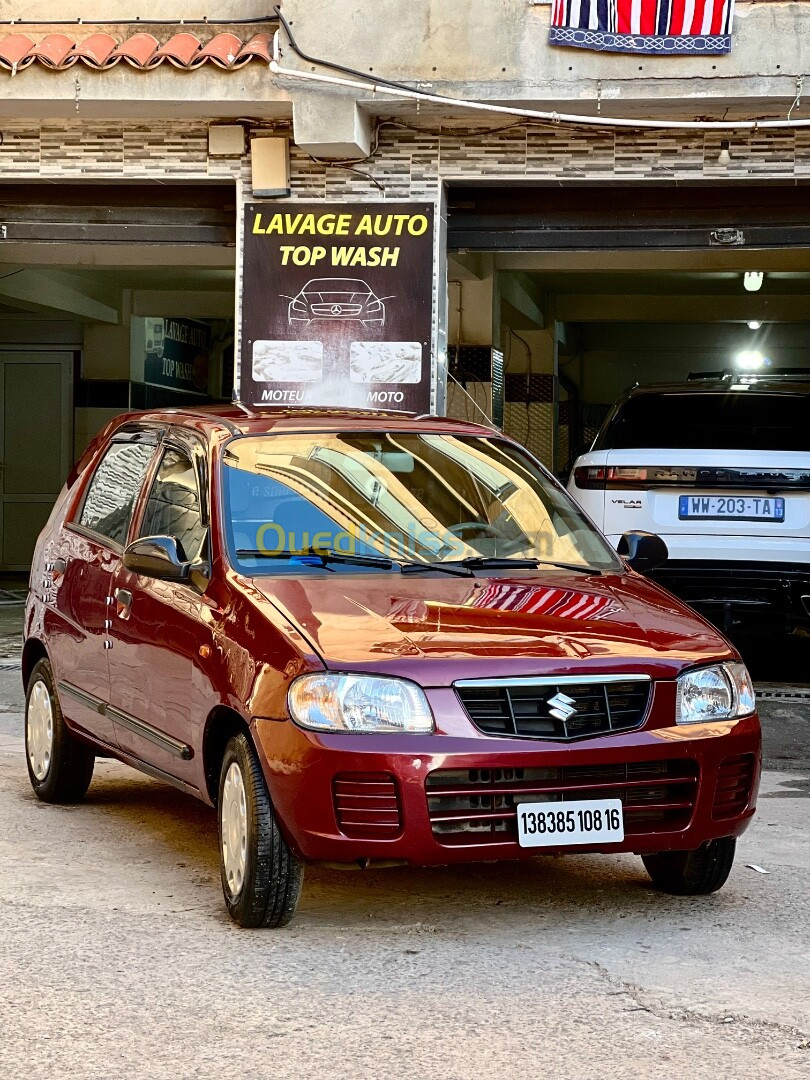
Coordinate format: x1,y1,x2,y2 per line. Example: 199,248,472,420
122,535,190,582
617,531,668,574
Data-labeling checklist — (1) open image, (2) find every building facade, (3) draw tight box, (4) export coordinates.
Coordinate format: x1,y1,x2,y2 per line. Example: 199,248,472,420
1,0,809,567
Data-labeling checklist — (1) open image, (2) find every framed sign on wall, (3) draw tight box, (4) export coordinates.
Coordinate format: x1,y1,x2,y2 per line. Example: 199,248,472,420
239,202,435,414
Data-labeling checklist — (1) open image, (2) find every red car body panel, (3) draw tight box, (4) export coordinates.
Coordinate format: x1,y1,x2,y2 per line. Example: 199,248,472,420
251,571,736,682
24,406,761,868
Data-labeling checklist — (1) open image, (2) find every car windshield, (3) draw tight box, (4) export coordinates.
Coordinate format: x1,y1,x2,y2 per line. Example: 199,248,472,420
222,431,621,574
304,280,369,293
595,391,810,452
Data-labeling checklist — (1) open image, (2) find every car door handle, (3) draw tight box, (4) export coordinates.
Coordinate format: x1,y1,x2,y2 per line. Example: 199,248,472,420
114,588,133,619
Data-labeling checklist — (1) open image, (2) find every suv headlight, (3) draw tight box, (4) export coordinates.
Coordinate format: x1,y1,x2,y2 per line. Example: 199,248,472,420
675,662,755,725
288,673,434,734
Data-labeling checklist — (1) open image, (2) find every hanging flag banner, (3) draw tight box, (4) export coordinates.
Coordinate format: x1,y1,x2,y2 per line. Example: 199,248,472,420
240,202,434,413
549,0,735,55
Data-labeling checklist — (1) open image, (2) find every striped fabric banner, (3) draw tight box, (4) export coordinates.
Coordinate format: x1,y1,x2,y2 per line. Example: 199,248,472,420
549,0,735,54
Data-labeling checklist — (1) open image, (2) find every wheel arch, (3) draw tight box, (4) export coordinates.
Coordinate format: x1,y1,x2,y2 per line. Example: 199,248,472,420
202,705,253,805
21,638,48,692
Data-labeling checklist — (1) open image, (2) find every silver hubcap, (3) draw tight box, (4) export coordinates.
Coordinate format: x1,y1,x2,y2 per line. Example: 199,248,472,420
27,679,54,781
221,761,248,898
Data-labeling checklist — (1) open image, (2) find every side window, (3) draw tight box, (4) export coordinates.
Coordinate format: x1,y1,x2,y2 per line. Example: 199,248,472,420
139,447,206,562
79,441,156,546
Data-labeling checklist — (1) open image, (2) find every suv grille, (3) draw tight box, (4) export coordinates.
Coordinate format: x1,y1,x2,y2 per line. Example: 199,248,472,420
455,677,651,740
426,761,698,846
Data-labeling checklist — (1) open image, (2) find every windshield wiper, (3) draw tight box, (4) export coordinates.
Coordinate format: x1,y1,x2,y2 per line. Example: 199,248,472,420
236,548,398,570
309,548,399,570
442,556,602,575
401,561,474,577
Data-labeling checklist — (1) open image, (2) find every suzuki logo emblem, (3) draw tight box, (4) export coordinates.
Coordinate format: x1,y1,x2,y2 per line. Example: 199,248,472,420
547,691,577,723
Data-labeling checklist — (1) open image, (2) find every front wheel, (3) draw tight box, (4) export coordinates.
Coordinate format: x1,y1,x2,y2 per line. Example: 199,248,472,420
218,733,304,928
25,657,94,803
642,837,736,896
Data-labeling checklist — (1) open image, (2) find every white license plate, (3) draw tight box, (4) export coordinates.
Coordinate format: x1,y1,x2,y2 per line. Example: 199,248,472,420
678,495,785,522
516,798,624,848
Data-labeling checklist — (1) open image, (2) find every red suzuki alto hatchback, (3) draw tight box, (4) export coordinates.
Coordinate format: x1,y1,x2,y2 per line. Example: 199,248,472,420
24,407,761,927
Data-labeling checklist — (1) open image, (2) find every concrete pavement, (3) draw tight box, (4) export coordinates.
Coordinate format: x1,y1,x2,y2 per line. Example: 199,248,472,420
1,606,808,1079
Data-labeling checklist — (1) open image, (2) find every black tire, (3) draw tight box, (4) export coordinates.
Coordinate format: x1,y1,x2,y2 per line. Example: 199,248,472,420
25,658,94,804
218,733,304,928
642,837,736,896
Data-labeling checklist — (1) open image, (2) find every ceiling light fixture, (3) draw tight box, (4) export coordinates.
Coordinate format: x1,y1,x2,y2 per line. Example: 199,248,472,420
735,350,766,370
743,272,764,292
747,320,762,330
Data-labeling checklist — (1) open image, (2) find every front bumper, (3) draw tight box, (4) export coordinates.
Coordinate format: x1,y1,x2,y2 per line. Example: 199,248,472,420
252,707,761,867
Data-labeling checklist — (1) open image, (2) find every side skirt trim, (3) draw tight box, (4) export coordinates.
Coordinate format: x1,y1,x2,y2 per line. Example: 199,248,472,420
106,706,194,761
58,680,105,715
57,681,193,761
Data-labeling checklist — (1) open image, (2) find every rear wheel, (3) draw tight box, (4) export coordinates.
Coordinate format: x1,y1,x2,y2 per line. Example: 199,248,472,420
25,658,94,803
642,837,736,896
218,733,303,928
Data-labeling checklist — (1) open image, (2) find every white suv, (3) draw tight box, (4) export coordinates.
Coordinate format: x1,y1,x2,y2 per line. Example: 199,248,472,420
567,374,810,638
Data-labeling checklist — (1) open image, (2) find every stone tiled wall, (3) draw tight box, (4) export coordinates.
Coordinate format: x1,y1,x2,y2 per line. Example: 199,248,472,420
0,115,802,461
0,117,806,191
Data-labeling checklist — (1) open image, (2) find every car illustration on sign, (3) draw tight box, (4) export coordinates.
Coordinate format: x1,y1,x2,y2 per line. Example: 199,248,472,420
284,278,391,328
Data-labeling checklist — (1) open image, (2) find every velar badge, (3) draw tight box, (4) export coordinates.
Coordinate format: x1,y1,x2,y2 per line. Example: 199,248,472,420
547,691,577,723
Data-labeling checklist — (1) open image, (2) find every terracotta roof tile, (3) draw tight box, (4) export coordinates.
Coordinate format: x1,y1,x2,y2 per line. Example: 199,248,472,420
27,32,77,68
196,32,251,70
0,33,37,72
235,33,274,63
113,32,160,68
0,24,277,74
72,32,119,67
155,32,203,68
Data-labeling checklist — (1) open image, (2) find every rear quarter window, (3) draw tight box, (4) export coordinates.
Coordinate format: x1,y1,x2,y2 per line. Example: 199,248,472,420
78,441,156,546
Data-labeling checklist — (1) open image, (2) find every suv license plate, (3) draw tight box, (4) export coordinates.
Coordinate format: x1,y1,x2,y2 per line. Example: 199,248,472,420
678,495,785,522
516,798,624,848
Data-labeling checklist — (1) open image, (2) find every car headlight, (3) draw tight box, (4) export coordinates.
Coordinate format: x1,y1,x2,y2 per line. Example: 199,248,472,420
365,300,382,312
288,673,434,734
675,662,755,725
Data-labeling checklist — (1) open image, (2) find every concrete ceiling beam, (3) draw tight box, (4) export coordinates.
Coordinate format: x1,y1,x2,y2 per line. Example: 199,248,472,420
0,267,118,323
498,271,545,329
554,293,810,323
131,290,234,319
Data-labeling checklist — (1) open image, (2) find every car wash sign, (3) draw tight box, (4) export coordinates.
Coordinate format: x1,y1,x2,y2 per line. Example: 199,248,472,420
240,202,434,413
548,0,735,55
133,316,211,395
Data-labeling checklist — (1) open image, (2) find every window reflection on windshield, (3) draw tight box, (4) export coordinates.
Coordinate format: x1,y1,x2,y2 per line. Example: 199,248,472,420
222,432,620,573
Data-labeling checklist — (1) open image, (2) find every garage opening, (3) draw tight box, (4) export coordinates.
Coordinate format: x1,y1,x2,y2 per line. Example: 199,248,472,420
0,182,236,571
446,184,810,675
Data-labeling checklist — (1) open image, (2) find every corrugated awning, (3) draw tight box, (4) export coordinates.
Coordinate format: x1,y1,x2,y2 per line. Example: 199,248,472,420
0,28,274,74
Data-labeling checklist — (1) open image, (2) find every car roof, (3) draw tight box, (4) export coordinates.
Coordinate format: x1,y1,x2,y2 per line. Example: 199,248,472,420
623,377,810,398
105,405,499,440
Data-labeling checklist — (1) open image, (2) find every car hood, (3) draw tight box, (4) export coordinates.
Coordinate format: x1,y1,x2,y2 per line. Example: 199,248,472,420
249,570,733,686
